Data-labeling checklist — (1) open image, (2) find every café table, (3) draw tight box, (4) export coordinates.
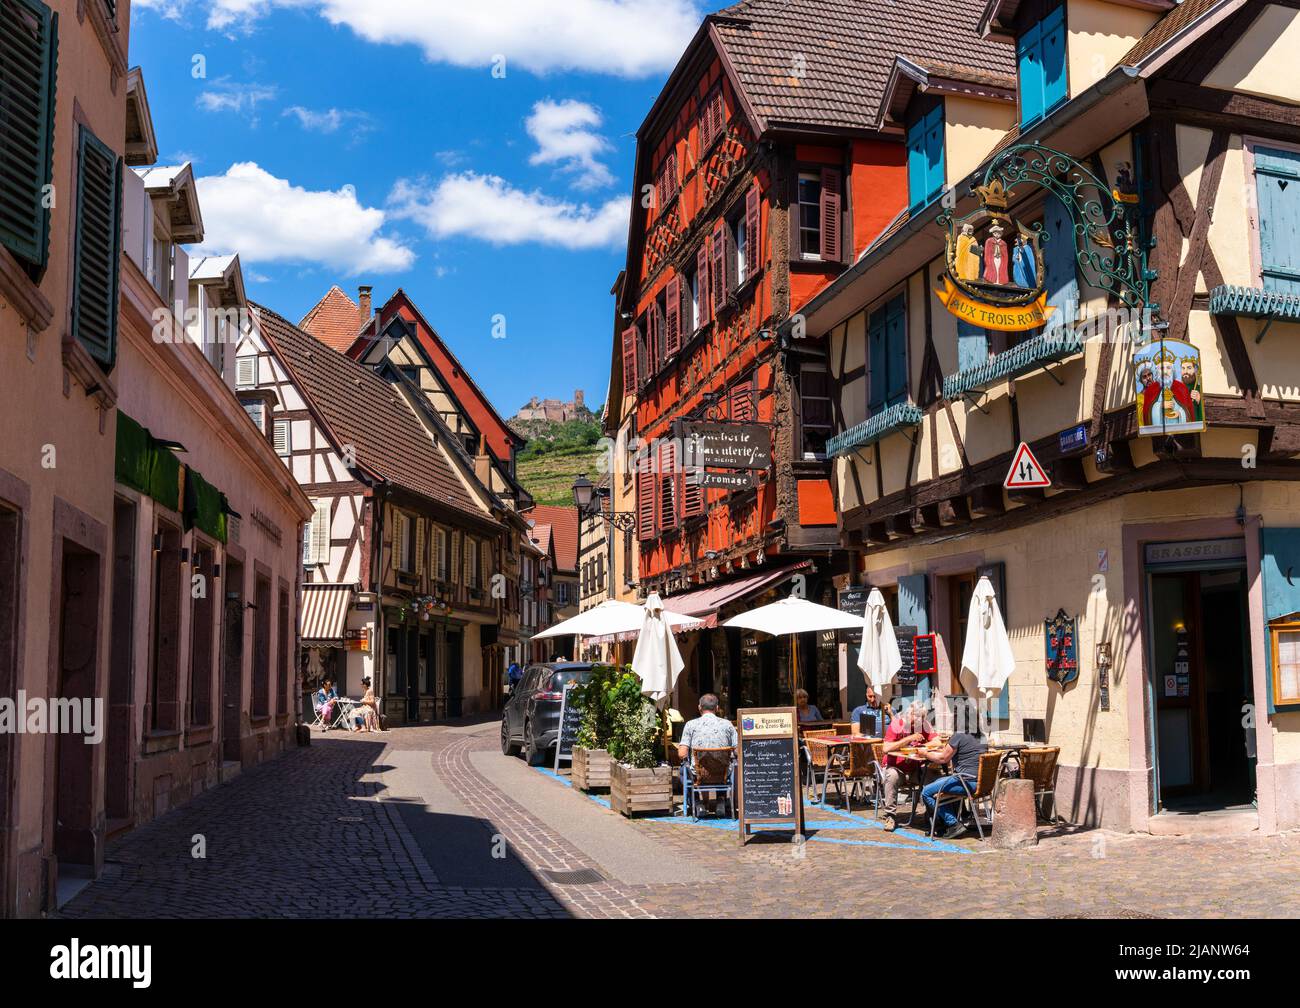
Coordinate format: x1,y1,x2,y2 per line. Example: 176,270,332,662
802,735,882,806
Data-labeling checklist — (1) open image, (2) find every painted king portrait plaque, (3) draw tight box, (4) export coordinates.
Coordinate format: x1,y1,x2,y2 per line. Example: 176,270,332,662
1133,338,1206,437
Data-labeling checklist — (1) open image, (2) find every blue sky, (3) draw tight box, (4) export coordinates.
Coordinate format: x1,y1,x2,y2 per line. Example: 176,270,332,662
129,0,732,416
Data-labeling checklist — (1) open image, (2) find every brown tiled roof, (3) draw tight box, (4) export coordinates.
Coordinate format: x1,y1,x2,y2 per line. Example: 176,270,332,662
917,60,1017,91
251,302,481,518
524,504,579,573
298,285,362,353
1120,0,1227,67
711,0,1014,131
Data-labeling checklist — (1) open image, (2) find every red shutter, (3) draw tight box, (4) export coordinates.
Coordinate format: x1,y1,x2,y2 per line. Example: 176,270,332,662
658,440,678,531
679,274,693,337
646,304,658,377
682,455,703,518
730,381,756,422
711,220,726,314
724,218,739,294
636,453,655,540
819,166,842,262
664,276,681,358
745,183,761,277
665,149,678,202
696,240,712,326
621,324,638,398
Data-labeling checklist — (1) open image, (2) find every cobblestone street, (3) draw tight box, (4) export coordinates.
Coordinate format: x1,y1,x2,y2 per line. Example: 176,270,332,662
61,721,1300,919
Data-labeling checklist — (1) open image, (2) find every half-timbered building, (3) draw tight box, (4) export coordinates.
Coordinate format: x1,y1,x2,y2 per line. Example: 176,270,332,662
239,304,522,724
613,0,1011,718
799,0,1300,834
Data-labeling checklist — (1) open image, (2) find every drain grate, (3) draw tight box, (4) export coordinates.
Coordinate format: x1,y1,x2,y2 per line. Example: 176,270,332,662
542,868,606,886
336,815,364,823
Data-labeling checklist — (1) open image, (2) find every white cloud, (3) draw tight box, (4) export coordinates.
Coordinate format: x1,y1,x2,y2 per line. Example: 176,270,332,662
142,0,701,77
194,162,415,274
196,79,277,118
526,99,614,190
281,106,371,135
389,172,627,250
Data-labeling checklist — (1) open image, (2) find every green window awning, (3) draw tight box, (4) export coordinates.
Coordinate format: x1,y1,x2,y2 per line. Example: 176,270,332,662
115,412,182,512
183,467,228,544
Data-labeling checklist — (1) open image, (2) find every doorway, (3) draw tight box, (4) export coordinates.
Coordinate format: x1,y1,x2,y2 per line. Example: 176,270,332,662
54,543,101,871
446,629,463,718
222,559,245,763
1148,566,1254,810
106,497,136,824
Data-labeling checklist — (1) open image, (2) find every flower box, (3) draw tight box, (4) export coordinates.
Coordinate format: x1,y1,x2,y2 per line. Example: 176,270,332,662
571,746,611,792
609,762,674,817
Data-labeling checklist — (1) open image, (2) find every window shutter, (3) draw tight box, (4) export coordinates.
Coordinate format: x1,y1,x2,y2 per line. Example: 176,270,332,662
906,122,927,209
415,519,426,575
711,220,726,313
636,453,655,540
236,356,257,387
451,531,461,584
1041,6,1067,114
272,419,290,456
621,324,638,397
664,276,681,358
651,298,666,371
868,306,887,415
730,381,756,422
309,499,331,564
72,125,123,370
745,184,761,277
885,294,908,407
635,318,649,388
1256,146,1300,295
723,218,739,294
392,512,406,572
658,440,678,531
682,457,703,518
1017,22,1045,126
819,167,842,262
957,320,991,374
0,0,57,275
696,241,712,326
925,107,945,206
462,534,473,586
679,274,694,336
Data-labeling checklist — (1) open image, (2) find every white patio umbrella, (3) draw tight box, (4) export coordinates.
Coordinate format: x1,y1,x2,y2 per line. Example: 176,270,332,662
532,598,702,640
723,595,865,698
632,593,685,706
960,575,1016,696
856,587,902,690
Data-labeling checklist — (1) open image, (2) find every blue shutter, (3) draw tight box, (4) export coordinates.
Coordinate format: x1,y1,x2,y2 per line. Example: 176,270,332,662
897,574,931,706
924,105,945,203
906,120,927,209
1042,194,1079,335
1017,21,1044,126
868,304,887,415
885,294,908,406
1261,528,1300,711
1041,5,1067,114
977,562,1011,720
957,320,990,372
1256,146,1300,295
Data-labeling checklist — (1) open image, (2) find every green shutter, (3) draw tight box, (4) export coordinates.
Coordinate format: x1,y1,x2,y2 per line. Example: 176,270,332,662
183,467,228,544
0,0,58,275
114,412,153,493
72,124,121,370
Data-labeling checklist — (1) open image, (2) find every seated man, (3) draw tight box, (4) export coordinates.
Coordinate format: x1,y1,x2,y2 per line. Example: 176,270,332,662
676,693,737,759
849,686,893,737
919,727,988,839
879,701,935,832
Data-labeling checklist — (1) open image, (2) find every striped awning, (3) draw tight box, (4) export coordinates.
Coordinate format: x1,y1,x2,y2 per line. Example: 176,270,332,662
299,583,354,643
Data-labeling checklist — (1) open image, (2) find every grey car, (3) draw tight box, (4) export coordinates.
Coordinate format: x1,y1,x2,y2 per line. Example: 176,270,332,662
500,662,593,765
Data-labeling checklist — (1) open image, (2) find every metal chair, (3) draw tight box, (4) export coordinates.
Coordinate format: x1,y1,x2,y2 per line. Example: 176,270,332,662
928,749,1008,840
1017,746,1061,822
682,747,735,820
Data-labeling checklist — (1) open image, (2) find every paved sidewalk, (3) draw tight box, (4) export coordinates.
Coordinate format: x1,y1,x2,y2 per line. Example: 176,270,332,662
60,722,1300,918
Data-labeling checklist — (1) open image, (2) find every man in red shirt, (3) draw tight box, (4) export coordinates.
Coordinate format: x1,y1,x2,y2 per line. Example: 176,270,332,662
879,702,935,832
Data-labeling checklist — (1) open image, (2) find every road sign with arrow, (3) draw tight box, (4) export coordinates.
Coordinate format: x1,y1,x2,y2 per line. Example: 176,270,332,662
1004,442,1051,489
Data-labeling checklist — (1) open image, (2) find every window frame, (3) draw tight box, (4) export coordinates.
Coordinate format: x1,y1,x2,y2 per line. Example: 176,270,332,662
796,171,824,261
1244,135,1300,296
1270,619,1300,707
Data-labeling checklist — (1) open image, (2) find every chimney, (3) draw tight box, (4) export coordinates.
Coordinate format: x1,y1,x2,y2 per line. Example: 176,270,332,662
357,284,372,322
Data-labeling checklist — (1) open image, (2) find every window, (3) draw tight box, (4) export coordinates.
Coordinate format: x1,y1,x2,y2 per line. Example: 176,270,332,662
906,103,945,209
698,86,725,153
393,511,414,572
243,400,265,433
797,173,822,258
795,169,841,262
729,376,756,422
656,148,679,210
236,355,257,387
0,0,58,278
1253,144,1300,295
435,527,450,581
867,293,907,415
687,266,700,333
148,233,172,303
399,365,419,384
72,125,124,369
1017,4,1067,127
277,586,291,716
252,575,271,718
734,211,748,286
305,499,331,566
149,522,183,732
189,545,216,727
799,365,833,457
272,419,290,457
1271,621,1300,706
466,536,480,589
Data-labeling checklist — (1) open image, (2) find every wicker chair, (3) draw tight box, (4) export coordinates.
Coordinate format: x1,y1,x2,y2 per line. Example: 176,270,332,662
1017,746,1060,822
801,729,836,799
824,742,876,813
928,749,1008,840
832,721,853,735
682,747,735,820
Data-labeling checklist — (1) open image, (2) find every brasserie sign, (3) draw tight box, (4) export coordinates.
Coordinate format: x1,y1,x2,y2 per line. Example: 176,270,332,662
679,422,770,470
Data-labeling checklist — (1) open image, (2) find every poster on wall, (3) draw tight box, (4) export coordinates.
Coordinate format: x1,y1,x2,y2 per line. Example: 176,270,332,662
1044,609,1079,686
1133,339,1206,437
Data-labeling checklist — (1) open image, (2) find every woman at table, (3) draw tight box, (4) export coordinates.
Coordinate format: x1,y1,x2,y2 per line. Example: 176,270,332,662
794,689,823,724
352,677,380,732
316,678,339,729
879,702,935,832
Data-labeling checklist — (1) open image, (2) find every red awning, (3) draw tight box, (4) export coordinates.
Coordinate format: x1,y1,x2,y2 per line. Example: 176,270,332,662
659,561,812,631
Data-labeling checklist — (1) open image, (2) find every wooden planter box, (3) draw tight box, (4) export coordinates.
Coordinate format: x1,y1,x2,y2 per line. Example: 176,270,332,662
609,762,674,817
571,747,611,791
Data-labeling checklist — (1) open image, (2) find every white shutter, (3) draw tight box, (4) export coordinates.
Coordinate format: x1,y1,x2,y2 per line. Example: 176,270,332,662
236,356,257,387
464,536,475,587
308,499,331,565
393,511,407,572
451,531,461,585
272,419,290,456
415,519,426,575
436,528,448,581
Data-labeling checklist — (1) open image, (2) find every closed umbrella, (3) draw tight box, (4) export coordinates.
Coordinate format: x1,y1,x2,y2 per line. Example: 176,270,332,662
632,593,685,706
960,575,1016,695
856,587,902,690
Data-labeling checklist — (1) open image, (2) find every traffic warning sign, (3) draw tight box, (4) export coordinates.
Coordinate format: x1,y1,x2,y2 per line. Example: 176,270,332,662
1004,442,1051,489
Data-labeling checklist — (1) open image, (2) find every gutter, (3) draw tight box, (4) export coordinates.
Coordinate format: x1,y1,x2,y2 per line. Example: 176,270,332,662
781,64,1143,340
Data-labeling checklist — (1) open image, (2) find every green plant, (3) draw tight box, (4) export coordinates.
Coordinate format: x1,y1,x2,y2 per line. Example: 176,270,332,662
606,669,663,769
573,663,619,750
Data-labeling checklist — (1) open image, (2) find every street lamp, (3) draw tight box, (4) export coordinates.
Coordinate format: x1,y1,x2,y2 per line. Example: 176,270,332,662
571,473,636,531
571,472,595,511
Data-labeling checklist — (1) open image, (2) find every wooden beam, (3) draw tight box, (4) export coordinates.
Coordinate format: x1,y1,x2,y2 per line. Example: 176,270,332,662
886,513,917,539
915,504,944,530
969,484,1005,517
939,497,970,525
1005,487,1046,505
1094,439,1135,475
865,522,891,546
1051,456,1089,490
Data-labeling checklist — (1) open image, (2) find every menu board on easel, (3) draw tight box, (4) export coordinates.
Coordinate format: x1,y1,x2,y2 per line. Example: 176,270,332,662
894,625,917,687
553,683,583,772
736,707,804,845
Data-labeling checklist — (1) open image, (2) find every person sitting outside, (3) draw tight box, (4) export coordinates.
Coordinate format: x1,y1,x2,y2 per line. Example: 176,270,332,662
879,701,935,832
352,676,380,732
794,688,823,723
676,693,737,759
849,686,893,737
315,678,338,729
919,725,988,839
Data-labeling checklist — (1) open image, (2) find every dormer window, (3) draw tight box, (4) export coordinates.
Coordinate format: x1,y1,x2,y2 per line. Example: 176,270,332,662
906,102,945,210
1017,3,1067,127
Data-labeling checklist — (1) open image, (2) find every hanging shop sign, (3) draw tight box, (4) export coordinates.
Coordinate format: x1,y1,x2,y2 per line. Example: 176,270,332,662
1133,338,1206,437
1044,609,1079,686
343,628,370,652
679,422,770,470
690,470,757,491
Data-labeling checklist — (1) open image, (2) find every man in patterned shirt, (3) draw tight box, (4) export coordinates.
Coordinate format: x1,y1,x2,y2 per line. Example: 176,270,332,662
676,693,737,759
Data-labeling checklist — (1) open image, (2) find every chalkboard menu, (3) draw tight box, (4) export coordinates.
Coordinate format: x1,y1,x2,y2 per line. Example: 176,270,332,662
914,633,937,675
837,587,870,646
553,683,584,771
895,625,917,687
736,707,804,844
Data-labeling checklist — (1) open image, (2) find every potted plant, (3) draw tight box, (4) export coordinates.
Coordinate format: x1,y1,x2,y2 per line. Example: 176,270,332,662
570,664,617,792
607,670,673,817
